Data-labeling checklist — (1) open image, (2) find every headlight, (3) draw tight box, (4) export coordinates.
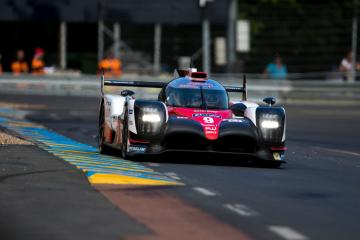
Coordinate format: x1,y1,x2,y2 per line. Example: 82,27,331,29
134,100,166,137
256,107,286,144
142,113,161,122
261,120,279,129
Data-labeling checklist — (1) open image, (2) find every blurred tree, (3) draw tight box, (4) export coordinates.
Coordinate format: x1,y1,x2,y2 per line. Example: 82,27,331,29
238,0,357,75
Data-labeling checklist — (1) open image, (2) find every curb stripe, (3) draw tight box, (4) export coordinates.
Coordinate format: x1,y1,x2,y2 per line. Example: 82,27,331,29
0,114,182,186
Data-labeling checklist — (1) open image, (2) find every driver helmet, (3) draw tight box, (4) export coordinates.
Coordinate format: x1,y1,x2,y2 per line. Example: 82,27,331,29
190,94,202,106
205,94,220,106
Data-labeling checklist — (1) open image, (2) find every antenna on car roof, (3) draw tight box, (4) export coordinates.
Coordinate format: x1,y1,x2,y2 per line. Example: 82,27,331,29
188,57,198,73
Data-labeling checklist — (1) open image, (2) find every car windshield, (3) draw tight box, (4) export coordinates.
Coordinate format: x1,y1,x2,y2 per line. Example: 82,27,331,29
165,86,229,110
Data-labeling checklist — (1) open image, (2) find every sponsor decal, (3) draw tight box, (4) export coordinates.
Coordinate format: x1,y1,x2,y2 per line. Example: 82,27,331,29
178,84,197,89
225,119,244,123
178,82,215,89
205,125,218,135
192,109,220,113
205,130,217,134
128,145,147,153
193,113,222,118
202,124,216,127
205,126,217,131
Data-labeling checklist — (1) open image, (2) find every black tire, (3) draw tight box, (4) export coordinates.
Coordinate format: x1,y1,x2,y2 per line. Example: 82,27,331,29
99,105,112,155
265,162,282,168
121,108,131,159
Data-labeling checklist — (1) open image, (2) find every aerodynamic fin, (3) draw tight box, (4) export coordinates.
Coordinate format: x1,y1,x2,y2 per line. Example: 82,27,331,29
223,75,247,101
104,80,166,88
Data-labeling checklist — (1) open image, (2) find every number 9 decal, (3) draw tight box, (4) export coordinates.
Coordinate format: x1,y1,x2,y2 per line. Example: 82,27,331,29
203,117,214,123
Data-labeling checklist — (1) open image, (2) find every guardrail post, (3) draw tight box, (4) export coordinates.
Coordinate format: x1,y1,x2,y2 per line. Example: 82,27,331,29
59,21,67,70
351,0,358,83
227,0,237,73
154,23,162,75
113,23,121,59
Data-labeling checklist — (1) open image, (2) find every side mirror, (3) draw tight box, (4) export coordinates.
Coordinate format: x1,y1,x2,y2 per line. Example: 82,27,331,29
121,89,135,97
263,97,276,106
230,103,247,117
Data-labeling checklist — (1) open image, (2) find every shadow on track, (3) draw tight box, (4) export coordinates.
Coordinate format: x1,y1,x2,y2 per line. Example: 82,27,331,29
131,152,285,169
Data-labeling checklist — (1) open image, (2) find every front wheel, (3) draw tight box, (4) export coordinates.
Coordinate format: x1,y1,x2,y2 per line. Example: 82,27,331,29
99,106,112,155
121,108,131,159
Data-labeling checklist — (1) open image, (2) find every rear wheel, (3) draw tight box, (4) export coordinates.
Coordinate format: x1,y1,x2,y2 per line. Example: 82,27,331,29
99,105,112,154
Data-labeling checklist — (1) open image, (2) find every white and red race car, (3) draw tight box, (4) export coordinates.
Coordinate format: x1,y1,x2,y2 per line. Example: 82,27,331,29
98,69,286,167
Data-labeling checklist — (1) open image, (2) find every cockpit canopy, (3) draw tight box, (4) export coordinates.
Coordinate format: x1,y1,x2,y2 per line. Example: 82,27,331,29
160,77,229,110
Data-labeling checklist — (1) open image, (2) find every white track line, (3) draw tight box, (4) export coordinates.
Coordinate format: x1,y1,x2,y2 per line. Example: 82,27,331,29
50,113,61,120
224,203,259,217
268,226,309,240
193,187,217,196
163,172,181,180
313,146,360,157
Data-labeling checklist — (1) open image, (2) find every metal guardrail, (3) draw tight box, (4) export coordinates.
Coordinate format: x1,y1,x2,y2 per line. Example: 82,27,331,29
0,74,359,105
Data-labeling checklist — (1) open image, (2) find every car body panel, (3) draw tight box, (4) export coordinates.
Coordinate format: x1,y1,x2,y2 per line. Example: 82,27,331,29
168,107,232,140
99,70,287,164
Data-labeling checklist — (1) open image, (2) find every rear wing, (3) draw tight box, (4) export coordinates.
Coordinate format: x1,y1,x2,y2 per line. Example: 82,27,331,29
224,75,247,101
101,73,247,101
104,80,166,88
100,77,165,97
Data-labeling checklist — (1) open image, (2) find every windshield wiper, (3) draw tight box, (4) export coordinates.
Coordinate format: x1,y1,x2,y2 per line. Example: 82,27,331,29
200,86,208,110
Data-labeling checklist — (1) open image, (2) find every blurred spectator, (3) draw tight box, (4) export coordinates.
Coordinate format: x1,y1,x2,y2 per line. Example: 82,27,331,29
339,51,360,81
11,49,29,75
32,48,45,75
0,54,3,75
98,50,122,78
263,54,288,80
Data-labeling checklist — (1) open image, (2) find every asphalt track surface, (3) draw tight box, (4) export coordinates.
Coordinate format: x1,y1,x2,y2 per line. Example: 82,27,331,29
1,93,360,240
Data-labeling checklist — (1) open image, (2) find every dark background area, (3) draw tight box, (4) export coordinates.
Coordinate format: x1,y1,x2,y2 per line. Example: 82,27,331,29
0,0,358,74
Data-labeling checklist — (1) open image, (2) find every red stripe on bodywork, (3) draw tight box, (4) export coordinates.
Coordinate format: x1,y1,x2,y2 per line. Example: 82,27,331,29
129,139,150,144
271,147,287,151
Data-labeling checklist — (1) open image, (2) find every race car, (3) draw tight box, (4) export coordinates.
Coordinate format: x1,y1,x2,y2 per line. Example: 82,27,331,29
98,68,286,167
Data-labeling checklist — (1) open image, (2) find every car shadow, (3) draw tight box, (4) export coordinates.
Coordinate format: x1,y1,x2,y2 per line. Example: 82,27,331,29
132,152,284,169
